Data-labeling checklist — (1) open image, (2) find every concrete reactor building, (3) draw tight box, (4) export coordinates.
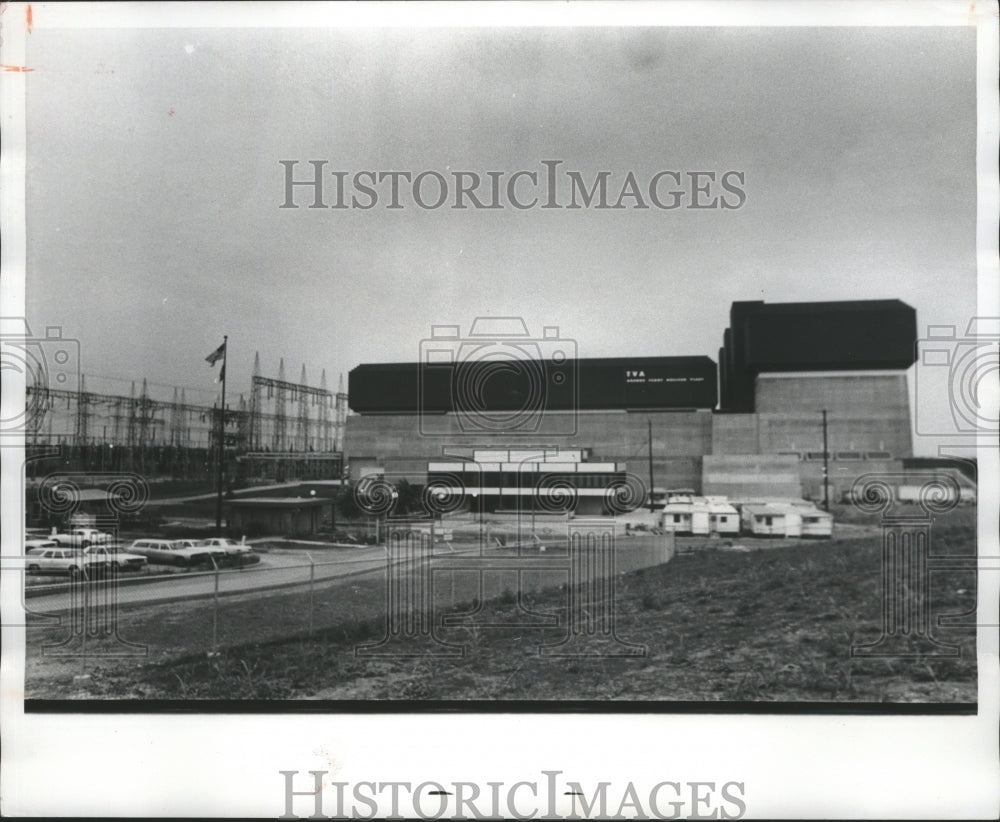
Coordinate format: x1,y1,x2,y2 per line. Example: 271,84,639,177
343,300,918,513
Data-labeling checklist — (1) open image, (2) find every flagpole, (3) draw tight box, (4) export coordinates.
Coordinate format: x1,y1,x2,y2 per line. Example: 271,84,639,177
216,335,228,534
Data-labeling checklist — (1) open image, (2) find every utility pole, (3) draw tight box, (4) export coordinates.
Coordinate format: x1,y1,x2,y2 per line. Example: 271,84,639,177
821,409,830,512
215,336,228,534
647,419,655,512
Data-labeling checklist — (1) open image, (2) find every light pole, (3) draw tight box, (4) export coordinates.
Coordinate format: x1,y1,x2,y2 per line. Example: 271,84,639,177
471,491,483,534
377,490,398,545
214,335,228,535
647,419,656,512
821,409,830,511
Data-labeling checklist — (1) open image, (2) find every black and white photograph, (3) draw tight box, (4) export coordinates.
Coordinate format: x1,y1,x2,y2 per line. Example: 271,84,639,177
2,1,998,818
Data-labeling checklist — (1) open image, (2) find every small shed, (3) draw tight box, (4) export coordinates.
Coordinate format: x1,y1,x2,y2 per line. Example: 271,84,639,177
29,486,126,527
226,497,327,537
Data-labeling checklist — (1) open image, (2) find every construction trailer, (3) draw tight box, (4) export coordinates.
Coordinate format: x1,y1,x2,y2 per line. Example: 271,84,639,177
660,498,712,535
704,496,740,536
795,504,834,538
740,502,803,537
658,489,700,533
658,495,740,536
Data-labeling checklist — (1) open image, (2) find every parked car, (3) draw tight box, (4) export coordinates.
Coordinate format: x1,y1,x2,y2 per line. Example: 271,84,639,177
23,546,102,577
82,545,147,572
24,538,60,553
201,537,254,556
49,527,113,548
126,538,226,567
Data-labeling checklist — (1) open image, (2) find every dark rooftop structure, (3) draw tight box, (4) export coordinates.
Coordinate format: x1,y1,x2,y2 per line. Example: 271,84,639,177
349,355,718,415
718,299,918,412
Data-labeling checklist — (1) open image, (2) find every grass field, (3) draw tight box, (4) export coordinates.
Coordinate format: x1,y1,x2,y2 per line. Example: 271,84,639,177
24,506,978,702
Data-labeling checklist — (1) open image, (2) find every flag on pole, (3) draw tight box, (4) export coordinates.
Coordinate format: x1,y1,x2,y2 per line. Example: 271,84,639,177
205,342,226,366
218,362,225,383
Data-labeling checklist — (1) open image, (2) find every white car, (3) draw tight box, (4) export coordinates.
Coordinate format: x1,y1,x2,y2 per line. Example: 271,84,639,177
201,537,254,556
127,539,226,567
23,545,101,577
25,538,59,553
82,545,147,572
49,528,113,548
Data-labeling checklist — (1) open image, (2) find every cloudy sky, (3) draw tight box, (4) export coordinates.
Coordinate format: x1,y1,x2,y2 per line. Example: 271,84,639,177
24,23,977,442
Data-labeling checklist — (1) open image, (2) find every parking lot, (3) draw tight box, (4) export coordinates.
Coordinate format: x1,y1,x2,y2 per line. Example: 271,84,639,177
21,542,393,613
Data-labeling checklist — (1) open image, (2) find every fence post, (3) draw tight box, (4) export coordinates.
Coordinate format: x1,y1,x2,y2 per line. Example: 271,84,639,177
305,552,315,637
209,556,220,657
79,564,89,678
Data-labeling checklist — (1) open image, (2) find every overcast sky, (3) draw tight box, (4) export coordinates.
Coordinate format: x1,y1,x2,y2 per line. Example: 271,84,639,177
25,25,977,439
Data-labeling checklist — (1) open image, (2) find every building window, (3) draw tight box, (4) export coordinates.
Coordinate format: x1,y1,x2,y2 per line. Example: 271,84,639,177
764,516,773,526
673,514,682,524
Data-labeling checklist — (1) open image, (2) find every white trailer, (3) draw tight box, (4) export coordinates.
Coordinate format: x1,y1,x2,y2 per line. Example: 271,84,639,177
660,499,712,535
798,507,833,538
741,503,802,537
704,497,740,535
